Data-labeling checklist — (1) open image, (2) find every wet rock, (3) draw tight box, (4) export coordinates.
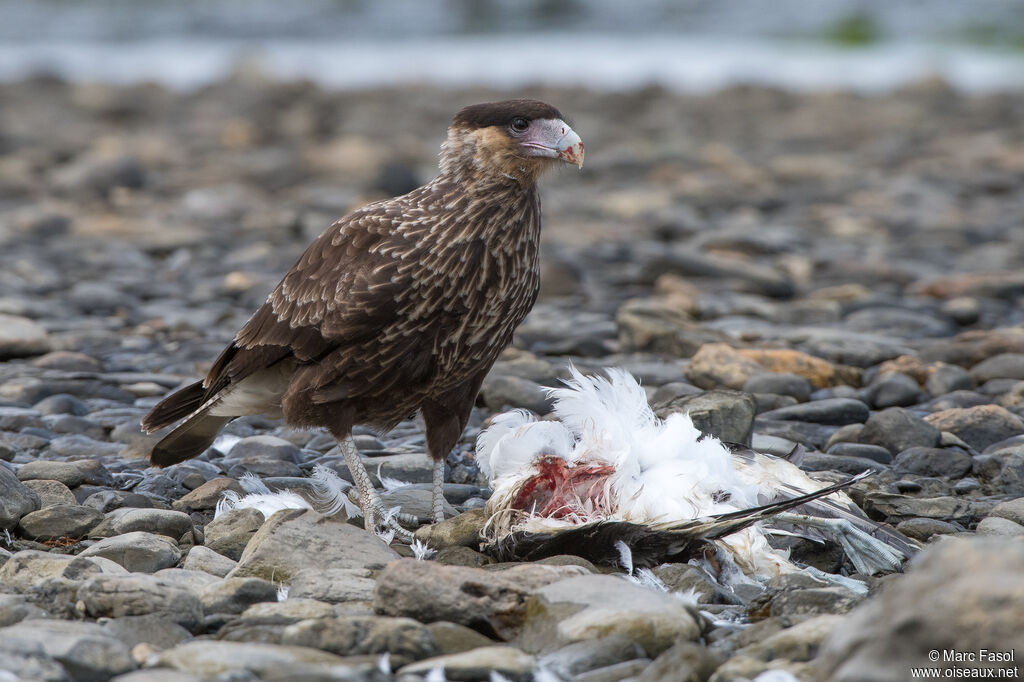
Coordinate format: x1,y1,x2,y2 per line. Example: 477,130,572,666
204,507,264,560
373,558,586,639
654,390,756,445
398,645,536,682
230,509,399,582
0,465,41,530
858,407,941,454
181,546,237,577
77,573,204,630
199,576,278,616
17,460,85,488
892,446,972,478
281,615,437,666
18,504,104,540
819,539,1024,681
0,618,135,681
79,531,182,572
518,574,701,655
924,404,1024,451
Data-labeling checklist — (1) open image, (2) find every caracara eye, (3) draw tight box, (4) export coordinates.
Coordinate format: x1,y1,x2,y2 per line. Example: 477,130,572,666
510,117,530,133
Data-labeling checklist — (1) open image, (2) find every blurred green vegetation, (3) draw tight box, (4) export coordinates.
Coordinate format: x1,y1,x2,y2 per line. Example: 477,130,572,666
823,12,881,47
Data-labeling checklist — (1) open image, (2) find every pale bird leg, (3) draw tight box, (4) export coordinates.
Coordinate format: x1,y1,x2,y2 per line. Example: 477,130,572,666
339,435,414,543
772,512,903,575
431,458,446,524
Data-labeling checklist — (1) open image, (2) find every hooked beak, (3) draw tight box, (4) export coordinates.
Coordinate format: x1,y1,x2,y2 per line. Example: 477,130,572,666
521,118,585,169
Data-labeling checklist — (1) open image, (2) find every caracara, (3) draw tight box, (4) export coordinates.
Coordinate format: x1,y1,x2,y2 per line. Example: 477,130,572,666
142,100,584,540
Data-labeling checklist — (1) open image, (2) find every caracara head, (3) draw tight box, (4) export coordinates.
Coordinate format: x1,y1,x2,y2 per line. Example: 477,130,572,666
442,99,584,182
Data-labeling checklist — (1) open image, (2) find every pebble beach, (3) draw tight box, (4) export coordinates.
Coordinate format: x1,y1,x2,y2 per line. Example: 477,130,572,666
1,74,1023,680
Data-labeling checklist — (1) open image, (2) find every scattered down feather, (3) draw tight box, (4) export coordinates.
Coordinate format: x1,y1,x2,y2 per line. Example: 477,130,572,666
477,367,916,577
214,466,361,520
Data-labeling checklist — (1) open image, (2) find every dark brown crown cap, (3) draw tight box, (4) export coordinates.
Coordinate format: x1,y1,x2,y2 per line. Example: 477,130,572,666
452,99,565,129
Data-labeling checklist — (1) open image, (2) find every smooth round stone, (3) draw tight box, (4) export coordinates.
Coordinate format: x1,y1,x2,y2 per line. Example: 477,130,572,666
970,353,1024,384
79,531,182,573
227,435,301,463
925,365,973,396
825,442,893,465
21,479,78,507
757,398,869,426
861,372,922,409
17,504,104,540
16,460,85,488
858,408,941,454
976,516,1024,537
892,447,972,479
952,478,982,494
895,517,960,541
743,372,813,402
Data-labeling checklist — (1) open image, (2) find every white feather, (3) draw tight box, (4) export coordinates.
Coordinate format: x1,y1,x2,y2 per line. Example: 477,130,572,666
276,583,290,601
239,472,271,495
411,539,436,560
309,464,362,518
376,463,414,492
425,668,447,682
214,488,313,520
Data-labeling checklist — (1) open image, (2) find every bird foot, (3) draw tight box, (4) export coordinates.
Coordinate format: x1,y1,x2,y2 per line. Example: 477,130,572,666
363,497,415,544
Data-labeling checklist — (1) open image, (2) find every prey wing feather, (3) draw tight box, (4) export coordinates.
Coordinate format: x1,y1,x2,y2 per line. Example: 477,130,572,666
486,472,873,568
726,444,919,558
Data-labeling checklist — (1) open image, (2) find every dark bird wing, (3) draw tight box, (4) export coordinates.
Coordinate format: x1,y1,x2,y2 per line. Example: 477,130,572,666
143,195,447,464
484,472,873,568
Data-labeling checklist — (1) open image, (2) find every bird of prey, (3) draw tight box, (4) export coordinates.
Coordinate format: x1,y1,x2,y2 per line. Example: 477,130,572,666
476,368,917,579
142,99,584,541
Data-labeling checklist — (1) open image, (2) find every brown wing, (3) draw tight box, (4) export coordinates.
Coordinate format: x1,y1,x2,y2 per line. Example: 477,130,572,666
203,194,446,402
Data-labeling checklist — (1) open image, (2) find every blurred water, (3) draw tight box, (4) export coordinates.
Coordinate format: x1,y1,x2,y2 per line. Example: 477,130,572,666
2,0,1023,92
